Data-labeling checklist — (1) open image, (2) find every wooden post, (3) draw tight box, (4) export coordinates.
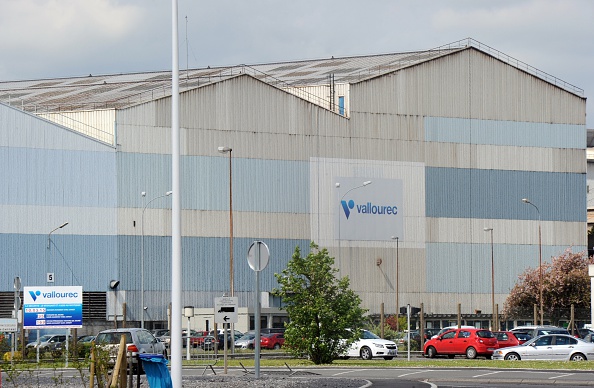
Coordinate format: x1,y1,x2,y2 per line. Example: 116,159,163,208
534,304,538,326
110,334,127,387
570,304,575,336
495,304,499,332
88,342,95,388
380,303,384,338
420,303,425,350
457,303,461,328
122,303,127,328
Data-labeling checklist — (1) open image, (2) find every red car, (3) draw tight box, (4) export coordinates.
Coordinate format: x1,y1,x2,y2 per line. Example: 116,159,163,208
493,331,523,348
260,333,285,349
423,328,498,359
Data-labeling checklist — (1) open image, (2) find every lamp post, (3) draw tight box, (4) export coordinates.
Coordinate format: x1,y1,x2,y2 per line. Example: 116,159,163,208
47,222,69,249
218,146,234,296
218,145,235,353
336,181,372,256
522,198,543,326
141,191,173,328
484,227,496,331
47,222,68,284
391,236,399,331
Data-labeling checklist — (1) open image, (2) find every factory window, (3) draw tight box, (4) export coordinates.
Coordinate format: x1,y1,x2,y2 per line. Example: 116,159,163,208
338,96,345,116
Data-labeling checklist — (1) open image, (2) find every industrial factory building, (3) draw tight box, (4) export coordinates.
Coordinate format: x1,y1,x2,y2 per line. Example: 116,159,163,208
0,38,586,332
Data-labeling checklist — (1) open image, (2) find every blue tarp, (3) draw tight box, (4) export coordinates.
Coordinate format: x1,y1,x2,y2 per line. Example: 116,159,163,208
138,354,172,388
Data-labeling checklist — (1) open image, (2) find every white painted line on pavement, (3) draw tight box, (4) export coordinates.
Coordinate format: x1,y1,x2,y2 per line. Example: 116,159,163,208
472,371,501,378
332,369,368,376
398,370,433,377
358,379,373,388
548,373,574,380
423,380,438,388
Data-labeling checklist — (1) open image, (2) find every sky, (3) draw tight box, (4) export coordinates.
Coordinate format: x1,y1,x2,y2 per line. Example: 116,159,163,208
1,0,593,127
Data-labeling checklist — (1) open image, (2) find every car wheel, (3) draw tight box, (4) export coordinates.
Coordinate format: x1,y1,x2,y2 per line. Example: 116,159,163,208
570,353,587,361
485,355,492,360
360,346,373,360
383,357,393,360
426,346,437,358
447,354,455,359
504,352,521,361
273,343,281,350
465,347,477,359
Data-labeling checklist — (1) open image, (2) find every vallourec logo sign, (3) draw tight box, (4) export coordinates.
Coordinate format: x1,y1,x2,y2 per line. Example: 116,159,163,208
23,286,83,329
28,289,80,302
335,177,404,241
341,199,398,219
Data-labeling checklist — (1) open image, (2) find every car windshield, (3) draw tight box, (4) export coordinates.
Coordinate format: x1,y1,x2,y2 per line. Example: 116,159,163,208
360,330,380,340
96,332,133,344
37,335,53,342
239,334,255,340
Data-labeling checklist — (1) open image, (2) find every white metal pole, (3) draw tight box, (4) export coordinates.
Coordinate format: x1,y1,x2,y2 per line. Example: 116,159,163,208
254,244,261,378
171,0,182,385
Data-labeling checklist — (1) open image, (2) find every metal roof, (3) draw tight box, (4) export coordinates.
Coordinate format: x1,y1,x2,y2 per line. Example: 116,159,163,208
0,38,584,114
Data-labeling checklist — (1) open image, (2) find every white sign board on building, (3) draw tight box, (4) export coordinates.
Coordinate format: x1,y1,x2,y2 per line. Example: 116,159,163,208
214,296,238,324
336,177,404,241
23,286,83,329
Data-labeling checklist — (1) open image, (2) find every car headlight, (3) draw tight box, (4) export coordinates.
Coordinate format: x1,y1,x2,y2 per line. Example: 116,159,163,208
373,343,385,348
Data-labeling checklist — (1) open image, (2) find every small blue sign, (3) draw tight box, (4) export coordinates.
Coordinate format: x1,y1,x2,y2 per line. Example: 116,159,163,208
23,286,83,329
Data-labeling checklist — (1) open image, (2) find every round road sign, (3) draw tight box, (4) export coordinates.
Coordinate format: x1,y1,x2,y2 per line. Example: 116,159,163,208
247,241,270,272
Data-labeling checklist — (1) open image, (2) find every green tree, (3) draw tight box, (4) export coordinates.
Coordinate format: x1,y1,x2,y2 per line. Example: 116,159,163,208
503,249,592,324
273,242,367,364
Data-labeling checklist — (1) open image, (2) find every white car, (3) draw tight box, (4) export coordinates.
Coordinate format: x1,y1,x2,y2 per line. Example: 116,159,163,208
343,330,397,360
492,334,594,361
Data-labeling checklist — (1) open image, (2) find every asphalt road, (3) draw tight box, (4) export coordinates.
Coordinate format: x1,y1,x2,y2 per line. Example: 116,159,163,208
184,366,594,387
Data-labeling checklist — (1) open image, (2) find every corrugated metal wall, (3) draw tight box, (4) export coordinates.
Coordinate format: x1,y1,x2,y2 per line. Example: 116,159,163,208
112,50,586,318
0,103,118,291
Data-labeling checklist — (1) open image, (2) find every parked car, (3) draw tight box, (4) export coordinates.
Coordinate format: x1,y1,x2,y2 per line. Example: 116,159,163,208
424,328,498,359
423,328,441,340
77,335,96,343
510,325,571,340
235,333,256,349
492,334,594,361
493,331,522,348
152,329,169,338
398,330,421,345
577,328,594,339
95,328,167,373
260,333,285,349
342,330,398,360
26,334,70,351
202,333,242,350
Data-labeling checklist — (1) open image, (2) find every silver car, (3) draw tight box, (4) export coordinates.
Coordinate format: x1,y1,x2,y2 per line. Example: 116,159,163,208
95,328,167,371
234,333,256,349
493,334,594,361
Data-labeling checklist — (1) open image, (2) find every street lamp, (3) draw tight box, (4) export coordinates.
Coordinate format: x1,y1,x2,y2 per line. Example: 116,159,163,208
218,146,234,296
336,181,372,256
484,227,496,331
218,145,235,353
47,222,69,249
391,236,399,331
522,198,543,326
141,191,173,328
47,222,68,285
